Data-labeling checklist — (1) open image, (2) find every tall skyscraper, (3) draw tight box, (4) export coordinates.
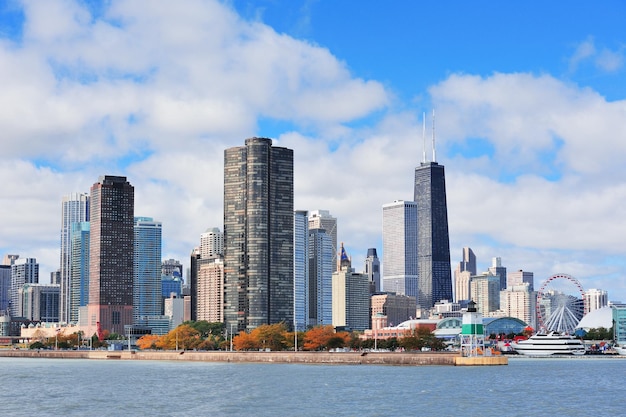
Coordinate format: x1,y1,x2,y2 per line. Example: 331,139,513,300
10,257,39,317
133,217,162,323
470,273,500,314
223,138,294,332
190,227,224,322
69,222,90,324
414,130,452,308
382,200,419,298
200,227,224,259
308,210,338,272
0,265,10,312
87,175,134,335
308,228,333,326
364,248,381,294
294,210,309,331
584,289,608,314
59,192,90,324
488,257,507,290
454,247,476,302
500,282,537,330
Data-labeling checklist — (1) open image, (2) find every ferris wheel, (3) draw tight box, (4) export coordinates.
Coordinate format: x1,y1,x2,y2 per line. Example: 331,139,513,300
536,273,586,334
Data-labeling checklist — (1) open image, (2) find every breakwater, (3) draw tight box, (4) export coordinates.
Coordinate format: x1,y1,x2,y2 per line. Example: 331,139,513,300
0,349,507,365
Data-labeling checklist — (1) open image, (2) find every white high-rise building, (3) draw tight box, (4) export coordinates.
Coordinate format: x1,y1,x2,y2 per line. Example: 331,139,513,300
59,192,89,323
470,272,500,314
382,200,418,298
455,270,472,303
507,270,534,291
200,227,224,258
584,288,608,315
10,258,39,317
500,282,537,330
308,210,337,271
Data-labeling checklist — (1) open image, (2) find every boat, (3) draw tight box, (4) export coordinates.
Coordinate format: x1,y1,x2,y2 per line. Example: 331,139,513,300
511,332,586,356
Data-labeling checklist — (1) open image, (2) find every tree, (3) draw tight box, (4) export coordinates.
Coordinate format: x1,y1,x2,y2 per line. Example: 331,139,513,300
136,334,161,350
233,331,259,351
303,325,336,351
157,325,200,350
399,327,445,351
251,323,288,351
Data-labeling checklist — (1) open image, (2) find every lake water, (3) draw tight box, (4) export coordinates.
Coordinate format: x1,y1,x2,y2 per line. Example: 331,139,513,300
1,356,624,416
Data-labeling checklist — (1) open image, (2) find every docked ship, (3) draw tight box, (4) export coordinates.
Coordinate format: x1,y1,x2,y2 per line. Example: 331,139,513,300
511,332,586,356
615,346,626,356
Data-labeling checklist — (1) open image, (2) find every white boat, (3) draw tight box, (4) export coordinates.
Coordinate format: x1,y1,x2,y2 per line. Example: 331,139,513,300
511,332,586,356
615,346,626,356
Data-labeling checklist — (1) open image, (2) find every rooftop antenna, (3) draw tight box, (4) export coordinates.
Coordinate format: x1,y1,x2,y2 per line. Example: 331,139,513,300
422,112,427,163
431,109,437,163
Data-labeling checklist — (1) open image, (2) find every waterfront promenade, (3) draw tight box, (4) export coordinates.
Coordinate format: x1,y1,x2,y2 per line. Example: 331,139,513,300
0,349,507,366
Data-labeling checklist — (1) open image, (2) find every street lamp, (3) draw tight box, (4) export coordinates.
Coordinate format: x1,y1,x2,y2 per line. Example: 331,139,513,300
230,323,235,352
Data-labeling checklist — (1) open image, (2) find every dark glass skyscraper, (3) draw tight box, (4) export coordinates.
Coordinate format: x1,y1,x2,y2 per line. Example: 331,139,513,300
223,138,294,332
87,175,134,335
414,161,452,309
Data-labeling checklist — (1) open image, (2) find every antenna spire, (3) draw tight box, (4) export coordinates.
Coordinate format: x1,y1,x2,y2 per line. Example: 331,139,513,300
422,112,426,163
431,109,437,162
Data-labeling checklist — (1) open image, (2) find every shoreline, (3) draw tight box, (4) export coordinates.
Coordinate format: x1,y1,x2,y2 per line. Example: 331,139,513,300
0,349,507,366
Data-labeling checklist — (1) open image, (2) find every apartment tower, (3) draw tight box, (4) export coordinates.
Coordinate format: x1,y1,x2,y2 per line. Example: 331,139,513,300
223,138,294,332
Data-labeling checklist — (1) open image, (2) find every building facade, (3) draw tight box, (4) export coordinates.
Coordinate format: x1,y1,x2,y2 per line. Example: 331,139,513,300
364,248,381,294
488,257,507,291
294,210,309,331
18,283,60,322
453,247,476,302
382,200,419,298
87,175,134,335
507,270,534,291
308,210,338,272
308,228,333,327
414,161,452,309
500,282,537,330
371,293,417,327
223,138,294,332
584,288,608,314
59,192,90,324
196,257,224,323
10,257,39,317
332,245,370,331
470,273,500,314
133,217,163,324
0,265,10,312
69,222,90,324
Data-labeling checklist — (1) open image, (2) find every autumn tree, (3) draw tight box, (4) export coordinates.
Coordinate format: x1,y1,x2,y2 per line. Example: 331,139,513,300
303,325,336,351
136,334,161,350
233,331,259,351
157,324,200,350
399,327,445,351
251,323,288,351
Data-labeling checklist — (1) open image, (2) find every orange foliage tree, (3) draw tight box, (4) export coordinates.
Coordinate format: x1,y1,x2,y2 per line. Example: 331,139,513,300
303,325,337,351
232,331,258,351
156,324,200,350
250,323,288,351
136,334,161,350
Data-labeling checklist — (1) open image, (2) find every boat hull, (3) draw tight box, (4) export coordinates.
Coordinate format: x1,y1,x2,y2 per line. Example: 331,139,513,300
511,333,586,356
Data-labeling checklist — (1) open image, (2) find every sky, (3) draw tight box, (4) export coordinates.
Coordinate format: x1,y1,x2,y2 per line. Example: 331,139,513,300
1,0,626,302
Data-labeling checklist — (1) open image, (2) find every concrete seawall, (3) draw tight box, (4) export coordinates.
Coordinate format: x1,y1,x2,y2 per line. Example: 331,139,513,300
0,349,507,366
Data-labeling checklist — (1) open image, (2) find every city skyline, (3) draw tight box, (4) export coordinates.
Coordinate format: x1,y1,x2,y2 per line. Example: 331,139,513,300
1,1,626,302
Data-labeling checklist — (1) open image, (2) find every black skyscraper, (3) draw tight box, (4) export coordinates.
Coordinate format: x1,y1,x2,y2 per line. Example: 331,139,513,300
414,161,453,309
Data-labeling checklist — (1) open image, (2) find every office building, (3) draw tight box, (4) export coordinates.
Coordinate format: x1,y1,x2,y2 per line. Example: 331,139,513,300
69,222,90,324
364,248,381,294
2,254,19,266
308,228,333,327
59,192,90,324
454,247,476,302
196,257,224,323
294,210,309,331
133,217,162,323
507,270,534,292
87,175,134,335
455,270,472,303
18,283,60,322
162,259,183,278
613,304,626,347
488,257,507,290
10,257,39,317
0,265,10,312
414,145,452,308
584,289,608,315
308,210,338,272
200,227,224,259
223,138,294,331
332,244,370,331
382,200,419,298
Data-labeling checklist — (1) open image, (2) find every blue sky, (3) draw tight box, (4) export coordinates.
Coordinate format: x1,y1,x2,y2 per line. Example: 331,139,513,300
1,0,625,302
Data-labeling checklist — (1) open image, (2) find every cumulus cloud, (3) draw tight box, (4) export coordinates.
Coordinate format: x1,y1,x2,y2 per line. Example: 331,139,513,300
568,37,625,73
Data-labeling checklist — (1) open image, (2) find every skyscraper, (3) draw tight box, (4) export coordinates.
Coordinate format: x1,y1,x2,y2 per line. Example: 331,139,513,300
454,247,476,302
69,222,90,324
470,273,500,314
10,257,39,317
507,270,534,291
332,244,370,331
364,248,381,294
294,210,309,331
133,217,162,323
488,257,507,291
223,137,294,332
414,149,452,309
59,192,89,323
308,210,338,271
87,175,134,335
308,228,333,326
382,200,419,298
